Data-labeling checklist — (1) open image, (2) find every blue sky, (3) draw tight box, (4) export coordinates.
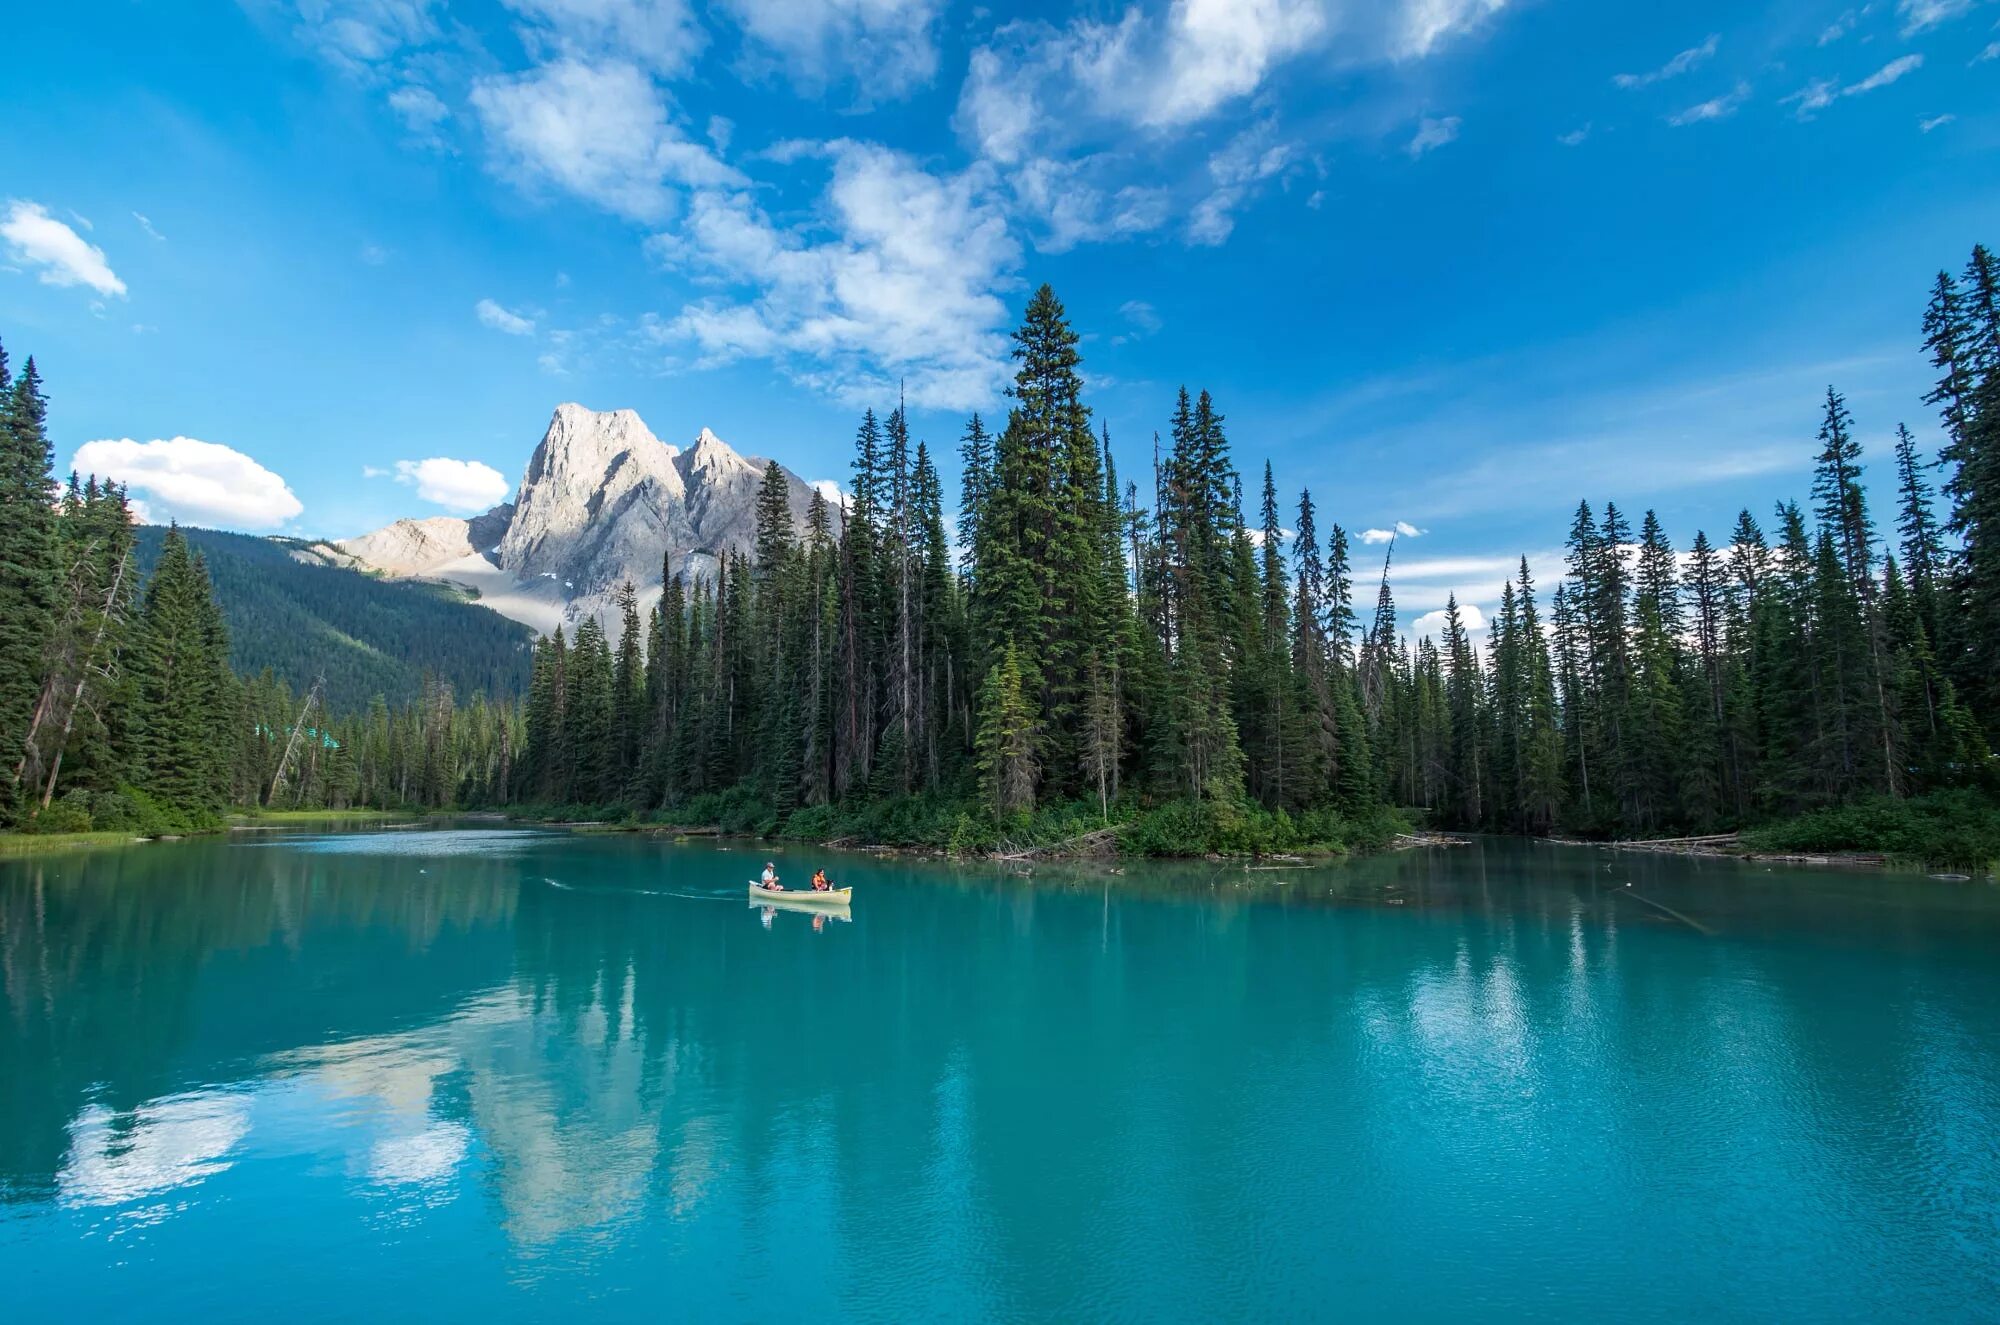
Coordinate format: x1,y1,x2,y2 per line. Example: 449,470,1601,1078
2,0,1995,636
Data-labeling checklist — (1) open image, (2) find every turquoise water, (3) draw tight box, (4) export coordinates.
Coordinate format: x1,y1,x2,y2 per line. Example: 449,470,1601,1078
3,828,1999,1321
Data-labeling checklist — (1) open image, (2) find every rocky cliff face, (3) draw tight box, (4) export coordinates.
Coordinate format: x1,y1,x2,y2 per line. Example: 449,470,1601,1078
337,404,823,634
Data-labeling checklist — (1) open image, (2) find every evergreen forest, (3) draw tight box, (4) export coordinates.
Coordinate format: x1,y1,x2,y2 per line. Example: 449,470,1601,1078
5,244,2000,861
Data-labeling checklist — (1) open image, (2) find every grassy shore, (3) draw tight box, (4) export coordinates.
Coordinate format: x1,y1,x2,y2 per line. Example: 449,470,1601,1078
0,830,153,858
226,808,407,826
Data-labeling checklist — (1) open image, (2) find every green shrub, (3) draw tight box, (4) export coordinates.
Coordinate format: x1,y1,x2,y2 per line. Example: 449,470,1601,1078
1741,791,2000,867
24,794,93,834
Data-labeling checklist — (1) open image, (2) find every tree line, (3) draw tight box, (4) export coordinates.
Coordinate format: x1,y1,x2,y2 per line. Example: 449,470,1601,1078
5,243,1997,851
0,339,524,832
509,246,2000,850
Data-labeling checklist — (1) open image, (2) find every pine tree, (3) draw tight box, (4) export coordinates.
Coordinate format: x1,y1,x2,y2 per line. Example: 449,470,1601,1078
975,645,1036,819
0,350,58,821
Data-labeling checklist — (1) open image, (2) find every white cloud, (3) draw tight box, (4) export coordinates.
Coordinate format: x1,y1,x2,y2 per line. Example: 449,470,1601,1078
470,58,742,222
133,212,165,241
719,0,943,97
1359,521,1426,544
501,0,703,77
1782,79,1839,118
1394,0,1509,58
1847,53,1923,93
387,84,449,144
1412,601,1488,640
1667,81,1751,126
1898,0,1974,35
1612,34,1719,89
476,297,535,335
394,457,513,511
959,0,1326,147
1920,113,1956,131
1406,115,1461,157
1189,118,1295,244
810,478,847,506
362,465,389,478
284,0,440,72
72,436,303,529
1120,299,1163,335
1977,40,2000,63
359,242,390,265
1,201,127,298
1557,124,1591,146
1004,155,1170,253
1135,0,1327,128
1818,11,1861,44
654,140,1020,410
1784,55,1923,119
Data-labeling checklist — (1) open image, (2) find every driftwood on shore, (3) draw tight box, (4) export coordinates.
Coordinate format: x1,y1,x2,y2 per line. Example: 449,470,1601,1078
1395,832,1473,849
994,825,1121,861
1548,831,1900,869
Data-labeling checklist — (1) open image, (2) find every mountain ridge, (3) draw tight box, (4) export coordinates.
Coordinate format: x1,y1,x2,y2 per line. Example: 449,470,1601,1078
338,403,825,634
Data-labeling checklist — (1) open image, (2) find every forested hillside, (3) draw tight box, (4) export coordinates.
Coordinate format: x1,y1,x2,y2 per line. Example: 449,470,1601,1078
132,526,532,712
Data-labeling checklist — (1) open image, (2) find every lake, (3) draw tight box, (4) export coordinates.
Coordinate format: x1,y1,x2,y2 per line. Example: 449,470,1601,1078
2,827,1998,1321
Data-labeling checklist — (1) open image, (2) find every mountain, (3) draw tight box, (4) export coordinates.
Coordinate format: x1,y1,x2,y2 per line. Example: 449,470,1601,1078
339,404,823,633
134,525,535,713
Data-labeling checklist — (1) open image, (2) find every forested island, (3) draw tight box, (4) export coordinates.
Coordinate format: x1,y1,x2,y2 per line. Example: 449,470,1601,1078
4,244,1999,864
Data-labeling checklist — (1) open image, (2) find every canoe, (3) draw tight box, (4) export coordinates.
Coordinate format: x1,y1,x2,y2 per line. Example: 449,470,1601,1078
747,882,852,907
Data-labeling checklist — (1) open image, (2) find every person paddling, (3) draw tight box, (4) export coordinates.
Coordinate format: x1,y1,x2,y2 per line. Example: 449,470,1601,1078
811,868,831,892
760,861,782,891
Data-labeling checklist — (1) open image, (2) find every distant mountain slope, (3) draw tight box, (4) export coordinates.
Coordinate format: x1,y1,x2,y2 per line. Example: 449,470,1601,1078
134,525,534,712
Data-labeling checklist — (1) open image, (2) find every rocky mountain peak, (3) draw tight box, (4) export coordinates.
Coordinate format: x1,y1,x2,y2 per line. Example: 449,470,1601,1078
337,403,824,639
677,427,757,483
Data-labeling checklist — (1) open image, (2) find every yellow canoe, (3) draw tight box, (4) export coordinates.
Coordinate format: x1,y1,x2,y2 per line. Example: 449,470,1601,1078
747,883,852,907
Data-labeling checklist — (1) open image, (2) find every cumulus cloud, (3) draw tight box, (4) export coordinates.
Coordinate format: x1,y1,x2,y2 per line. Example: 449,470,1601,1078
1359,520,1427,544
810,478,848,506
1,201,127,297
653,140,1020,410
1406,115,1461,157
1412,601,1488,640
955,0,1501,167
1667,81,1751,126
476,297,535,335
470,58,741,222
957,0,1327,145
394,457,513,511
719,0,944,97
72,437,303,529
1612,34,1718,89
1897,0,1975,35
